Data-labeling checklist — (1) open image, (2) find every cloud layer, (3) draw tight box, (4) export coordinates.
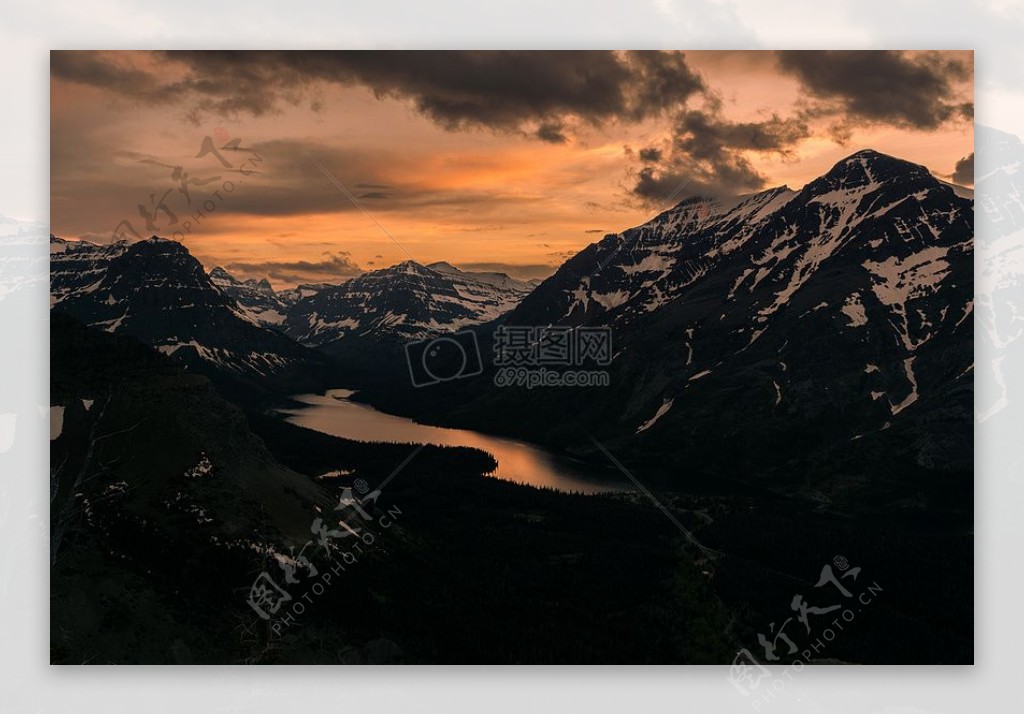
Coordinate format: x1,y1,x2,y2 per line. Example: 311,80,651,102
50,51,974,285
226,251,363,284
953,152,974,185
53,50,706,142
776,50,972,130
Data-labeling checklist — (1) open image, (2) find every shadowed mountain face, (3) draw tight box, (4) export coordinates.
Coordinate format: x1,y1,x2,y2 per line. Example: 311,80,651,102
373,150,973,500
51,313,737,665
50,236,330,404
49,312,329,545
284,260,538,346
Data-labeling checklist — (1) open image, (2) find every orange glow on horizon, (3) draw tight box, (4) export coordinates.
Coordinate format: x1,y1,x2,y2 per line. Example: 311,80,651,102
51,51,974,288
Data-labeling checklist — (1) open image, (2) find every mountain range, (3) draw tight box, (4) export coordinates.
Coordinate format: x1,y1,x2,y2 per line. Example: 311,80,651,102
48,147,976,663
50,236,328,404
50,148,973,498
49,234,541,400
362,150,974,500
283,260,538,346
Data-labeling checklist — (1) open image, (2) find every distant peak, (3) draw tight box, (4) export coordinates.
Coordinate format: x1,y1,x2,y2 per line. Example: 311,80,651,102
209,266,235,280
383,259,429,273
426,261,460,273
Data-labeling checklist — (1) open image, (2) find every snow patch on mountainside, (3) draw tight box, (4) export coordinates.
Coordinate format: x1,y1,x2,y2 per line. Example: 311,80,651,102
841,293,868,327
592,289,630,310
637,398,674,433
757,182,877,319
890,357,919,415
864,246,951,350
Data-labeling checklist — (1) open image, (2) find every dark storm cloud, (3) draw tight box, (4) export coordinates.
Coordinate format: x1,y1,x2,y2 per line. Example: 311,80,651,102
52,51,706,138
638,147,662,163
50,51,179,103
535,121,569,144
52,50,973,232
952,152,974,185
629,107,810,202
618,51,970,204
776,50,972,130
226,251,363,284
631,167,697,202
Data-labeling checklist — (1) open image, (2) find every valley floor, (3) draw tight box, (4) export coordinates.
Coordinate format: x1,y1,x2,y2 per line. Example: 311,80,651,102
52,409,972,664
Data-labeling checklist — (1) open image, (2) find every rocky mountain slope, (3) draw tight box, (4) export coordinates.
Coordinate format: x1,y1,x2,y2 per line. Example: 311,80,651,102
50,235,329,404
208,266,294,326
375,150,974,499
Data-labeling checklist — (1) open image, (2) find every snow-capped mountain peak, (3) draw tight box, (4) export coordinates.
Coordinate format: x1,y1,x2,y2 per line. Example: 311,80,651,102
49,235,326,396
285,259,538,346
491,149,972,458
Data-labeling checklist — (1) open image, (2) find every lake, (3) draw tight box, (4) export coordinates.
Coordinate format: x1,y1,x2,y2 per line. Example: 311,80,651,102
275,389,630,494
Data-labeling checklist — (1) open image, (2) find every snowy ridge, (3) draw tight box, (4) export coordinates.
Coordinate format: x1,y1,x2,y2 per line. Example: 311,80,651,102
285,260,537,345
209,266,293,327
49,235,321,386
498,149,973,443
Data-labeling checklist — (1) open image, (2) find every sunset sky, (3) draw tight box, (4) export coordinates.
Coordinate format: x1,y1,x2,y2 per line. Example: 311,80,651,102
50,50,973,287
